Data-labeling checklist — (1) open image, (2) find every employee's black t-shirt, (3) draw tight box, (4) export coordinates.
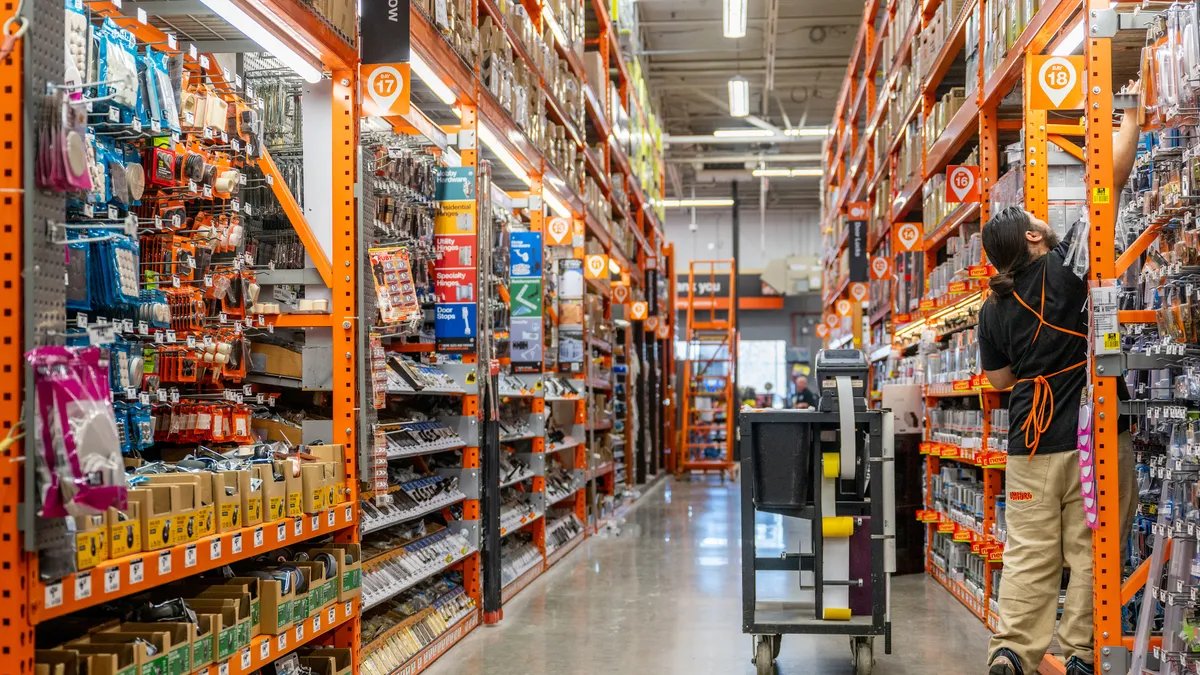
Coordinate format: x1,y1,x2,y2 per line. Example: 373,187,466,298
978,247,1089,455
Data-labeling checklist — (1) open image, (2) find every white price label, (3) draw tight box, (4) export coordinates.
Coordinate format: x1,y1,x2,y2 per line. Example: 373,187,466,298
130,559,144,585
311,515,320,531
232,533,243,554
75,572,92,600
327,606,336,624
138,321,148,334
295,623,304,641
166,34,177,50
344,504,352,523
254,527,263,547
199,54,210,69
154,215,163,229
151,120,161,134
221,131,229,143
131,118,142,134
344,601,352,616
170,389,180,404
276,634,287,651
185,544,198,567
223,67,232,81
240,648,251,670
209,539,221,560
219,312,228,323
244,203,252,216
139,393,151,406
166,329,176,342
327,509,335,527
104,566,120,594
313,613,321,631
204,275,213,288
45,581,63,609
82,204,94,218
156,389,168,402
259,639,270,661
266,174,274,185
203,185,212,197
218,662,229,675
171,276,180,288
108,108,119,123
294,518,304,536
231,198,239,211
277,522,287,542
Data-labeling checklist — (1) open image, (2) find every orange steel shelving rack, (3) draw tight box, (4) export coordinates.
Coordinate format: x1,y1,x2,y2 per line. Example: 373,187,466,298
678,260,737,480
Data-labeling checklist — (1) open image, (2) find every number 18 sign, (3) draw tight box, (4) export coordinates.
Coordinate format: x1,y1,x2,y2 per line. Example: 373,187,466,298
1030,55,1084,110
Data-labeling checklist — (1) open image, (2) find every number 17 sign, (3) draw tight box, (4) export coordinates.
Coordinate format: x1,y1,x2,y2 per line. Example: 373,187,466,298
361,63,411,117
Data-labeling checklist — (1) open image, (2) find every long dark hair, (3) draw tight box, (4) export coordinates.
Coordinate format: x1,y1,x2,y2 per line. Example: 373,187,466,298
981,206,1035,295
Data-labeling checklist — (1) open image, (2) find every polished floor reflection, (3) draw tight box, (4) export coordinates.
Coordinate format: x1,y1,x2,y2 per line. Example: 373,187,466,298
424,479,991,675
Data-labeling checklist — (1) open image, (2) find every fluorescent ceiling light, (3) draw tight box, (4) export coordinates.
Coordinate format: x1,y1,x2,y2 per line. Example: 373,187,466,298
784,127,831,137
478,122,532,186
1052,24,1084,56
791,168,823,176
752,168,791,177
544,190,570,218
728,76,749,118
198,0,322,83
661,198,735,208
723,0,747,38
714,128,775,138
410,50,457,105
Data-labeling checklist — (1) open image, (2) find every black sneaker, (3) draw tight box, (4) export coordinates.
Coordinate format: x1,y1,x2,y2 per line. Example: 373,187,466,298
1065,657,1094,675
989,649,1023,675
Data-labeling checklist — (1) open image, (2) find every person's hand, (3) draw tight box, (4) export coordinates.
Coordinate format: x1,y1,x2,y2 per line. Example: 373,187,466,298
1122,79,1142,116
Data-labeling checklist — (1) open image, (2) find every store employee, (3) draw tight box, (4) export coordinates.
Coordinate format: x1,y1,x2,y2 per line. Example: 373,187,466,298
792,375,818,409
980,88,1140,675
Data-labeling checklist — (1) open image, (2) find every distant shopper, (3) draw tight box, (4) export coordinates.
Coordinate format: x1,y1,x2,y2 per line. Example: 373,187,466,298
792,375,818,409
980,85,1140,675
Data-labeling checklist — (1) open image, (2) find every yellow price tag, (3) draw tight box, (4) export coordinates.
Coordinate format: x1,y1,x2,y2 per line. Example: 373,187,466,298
1093,187,1111,204
1103,332,1120,351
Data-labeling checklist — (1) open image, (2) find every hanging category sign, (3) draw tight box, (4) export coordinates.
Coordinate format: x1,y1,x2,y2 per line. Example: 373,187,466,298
546,216,572,245
646,316,660,331
847,202,869,282
585,254,608,279
612,284,630,304
1031,55,1085,110
815,323,830,339
434,167,478,351
509,232,543,373
893,222,923,252
630,301,648,321
849,282,868,303
656,322,670,340
870,255,891,280
361,0,410,65
836,299,852,317
946,165,980,203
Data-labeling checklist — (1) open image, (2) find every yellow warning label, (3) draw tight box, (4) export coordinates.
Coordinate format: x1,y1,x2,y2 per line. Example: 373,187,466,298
1103,332,1120,351
1093,187,1111,204
466,372,477,384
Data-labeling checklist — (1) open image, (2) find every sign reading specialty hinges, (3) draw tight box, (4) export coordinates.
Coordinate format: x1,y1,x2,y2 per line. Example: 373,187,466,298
1031,55,1085,110
360,63,411,117
434,167,477,351
361,0,410,65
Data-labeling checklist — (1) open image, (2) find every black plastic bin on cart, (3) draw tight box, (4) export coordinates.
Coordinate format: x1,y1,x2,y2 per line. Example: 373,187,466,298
740,408,892,675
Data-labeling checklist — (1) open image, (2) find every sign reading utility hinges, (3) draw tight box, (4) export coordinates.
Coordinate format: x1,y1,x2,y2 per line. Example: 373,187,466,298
1031,55,1085,110
360,64,411,117
946,165,980,202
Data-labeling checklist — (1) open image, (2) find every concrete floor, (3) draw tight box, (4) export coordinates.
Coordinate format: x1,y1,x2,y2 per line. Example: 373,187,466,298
425,479,992,675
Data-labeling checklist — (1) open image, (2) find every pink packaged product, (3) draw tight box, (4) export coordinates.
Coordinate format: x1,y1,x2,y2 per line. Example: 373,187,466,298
26,346,127,517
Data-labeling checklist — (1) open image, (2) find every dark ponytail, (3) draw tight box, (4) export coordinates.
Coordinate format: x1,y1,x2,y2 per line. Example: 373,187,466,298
982,206,1034,296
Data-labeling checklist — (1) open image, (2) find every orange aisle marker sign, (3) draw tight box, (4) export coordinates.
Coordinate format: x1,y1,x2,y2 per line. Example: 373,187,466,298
847,202,868,219
612,284,630,304
894,222,922,252
836,299,852,317
824,313,839,328
630,302,648,320
646,316,660,331
1031,55,1085,110
946,165,980,202
656,322,670,340
849,282,868,302
815,323,830,338
585,254,608,279
547,217,572,245
361,64,411,116
870,256,890,280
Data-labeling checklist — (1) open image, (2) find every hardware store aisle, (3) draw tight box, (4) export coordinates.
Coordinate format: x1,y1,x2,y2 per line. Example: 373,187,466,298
425,480,991,674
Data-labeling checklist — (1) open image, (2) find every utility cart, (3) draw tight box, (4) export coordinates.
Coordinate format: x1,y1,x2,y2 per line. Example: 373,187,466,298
740,350,895,675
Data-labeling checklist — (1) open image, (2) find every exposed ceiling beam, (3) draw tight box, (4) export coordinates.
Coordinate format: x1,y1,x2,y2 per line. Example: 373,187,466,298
664,135,825,145
667,152,823,164
637,15,860,28
688,88,781,134
649,59,849,72
763,0,780,116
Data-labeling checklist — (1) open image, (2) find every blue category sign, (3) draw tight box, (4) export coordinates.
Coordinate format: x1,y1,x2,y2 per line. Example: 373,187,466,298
434,167,476,202
509,231,542,278
510,316,543,372
435,302,477,351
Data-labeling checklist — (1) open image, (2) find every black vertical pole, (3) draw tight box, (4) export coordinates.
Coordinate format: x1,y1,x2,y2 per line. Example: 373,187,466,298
731,182,741,460
481,376,501,622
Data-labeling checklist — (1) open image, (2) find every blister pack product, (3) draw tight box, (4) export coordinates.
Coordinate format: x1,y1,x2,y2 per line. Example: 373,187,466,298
26,346,127,518
145,47,181,132
97,19,139,111
63,0,88,92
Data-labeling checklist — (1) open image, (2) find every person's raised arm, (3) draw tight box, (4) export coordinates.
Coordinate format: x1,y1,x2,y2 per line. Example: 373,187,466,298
1113,80,1142,195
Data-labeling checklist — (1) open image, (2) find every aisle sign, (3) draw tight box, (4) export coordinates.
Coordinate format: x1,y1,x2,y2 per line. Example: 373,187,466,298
849,282,868,303
510,232,542,373
815,323,830,338
612,284,630,304
946,165,980,203
509,232,542,277
646,316,660,331
836,299,852,317
434,167,478,351
510,317,543,371
546,217,572,245
894,222,922,252
510,279,542,316
585,254,608,280
360,64,411,117
656,322,670,340
847,202,869,282
630,301,648,321
870,256,891,280
1031,55,1084,110
361,0,410,65
824,313,839,328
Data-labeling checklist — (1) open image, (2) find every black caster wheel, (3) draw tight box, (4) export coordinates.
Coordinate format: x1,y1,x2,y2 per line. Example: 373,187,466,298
754,636,775,675
851,636,874,675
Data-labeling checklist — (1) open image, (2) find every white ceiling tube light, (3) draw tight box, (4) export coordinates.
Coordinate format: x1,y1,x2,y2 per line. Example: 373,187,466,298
723,0,747,38
713,128,776,138
783,127,830,137
660,198,735,208
750,168,823,177
728,75,750,117
410,51,457,105
478,122,532,186
198,0,323,83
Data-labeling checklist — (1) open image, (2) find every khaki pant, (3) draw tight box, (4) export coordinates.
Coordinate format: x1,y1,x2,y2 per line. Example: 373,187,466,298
988,432,1136,673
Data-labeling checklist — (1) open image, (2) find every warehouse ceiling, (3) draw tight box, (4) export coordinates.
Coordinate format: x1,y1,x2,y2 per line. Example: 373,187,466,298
634,0,864,208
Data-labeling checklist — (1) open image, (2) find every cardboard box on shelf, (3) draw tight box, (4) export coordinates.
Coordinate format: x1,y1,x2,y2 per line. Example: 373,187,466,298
307,544,361,602
189,614,216,670
71,631,170,675
68,640,155,675
308,445,346,505
186,597,248,657
279,459,304,517
75,514,108,571
251,417,303,445
212,470,249,532
290,560,329,614
255,464,288,521
142,474,213,542
35,650,82,675
127,484,181,551
241,468,264,525
199,585,257,641
300,463,328,514
249,343,303,379
230,574,294,635
112,623,195,675
107,503,141,559
300,648,353,675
